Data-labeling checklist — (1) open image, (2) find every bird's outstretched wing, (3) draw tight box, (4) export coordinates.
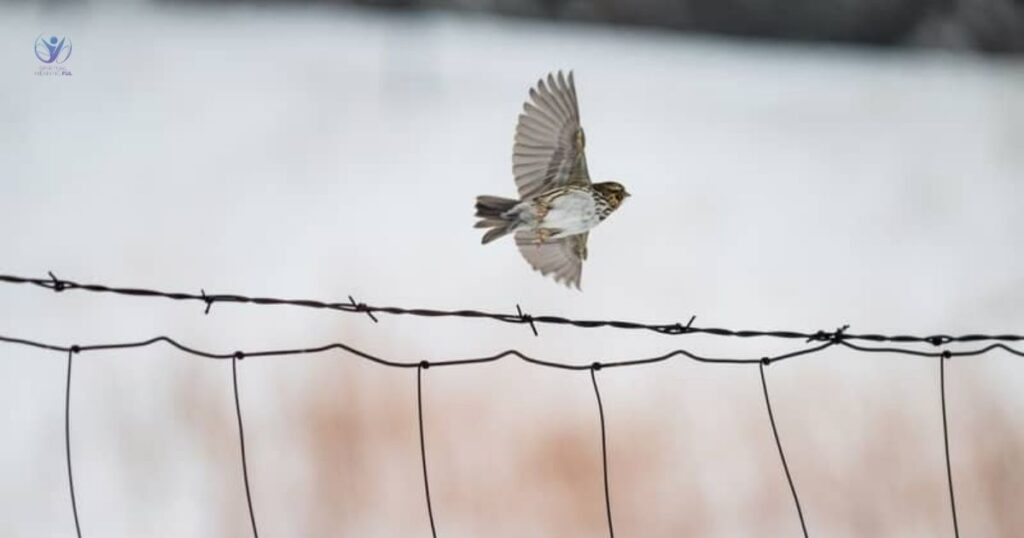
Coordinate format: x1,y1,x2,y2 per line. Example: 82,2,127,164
515,231,588,289
513,71,589,201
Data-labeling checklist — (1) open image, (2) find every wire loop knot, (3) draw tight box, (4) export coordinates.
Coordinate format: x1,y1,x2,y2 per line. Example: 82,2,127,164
806,330,827,343
831,324,850,344
807,324,849,344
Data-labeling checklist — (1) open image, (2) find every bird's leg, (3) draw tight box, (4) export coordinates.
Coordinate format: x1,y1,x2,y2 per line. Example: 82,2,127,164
535,228,552,245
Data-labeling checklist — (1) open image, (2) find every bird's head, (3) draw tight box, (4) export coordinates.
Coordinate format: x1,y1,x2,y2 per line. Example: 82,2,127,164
593,181,630,209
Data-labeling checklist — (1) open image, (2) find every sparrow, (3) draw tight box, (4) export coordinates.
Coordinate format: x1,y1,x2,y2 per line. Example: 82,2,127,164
474,71,630,289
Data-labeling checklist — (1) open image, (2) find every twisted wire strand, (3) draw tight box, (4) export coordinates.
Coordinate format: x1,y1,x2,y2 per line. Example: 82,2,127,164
3,273,1022,345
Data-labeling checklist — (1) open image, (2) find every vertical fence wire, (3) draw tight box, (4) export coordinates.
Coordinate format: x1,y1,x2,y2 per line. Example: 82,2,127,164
65,348,82,538
939,353,960,538
759,361,808,537
232,353,260,538
590,365,615,538
418,362,439,538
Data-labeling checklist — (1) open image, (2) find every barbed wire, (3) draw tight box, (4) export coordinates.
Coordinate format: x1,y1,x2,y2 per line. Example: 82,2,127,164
2,272,1014,536
3,272,1024,345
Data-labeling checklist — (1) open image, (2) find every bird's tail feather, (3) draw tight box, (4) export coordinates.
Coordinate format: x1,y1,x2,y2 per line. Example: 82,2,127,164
475,195,519,244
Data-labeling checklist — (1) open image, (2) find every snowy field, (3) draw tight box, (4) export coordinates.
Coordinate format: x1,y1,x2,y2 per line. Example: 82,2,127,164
1,3,1023,537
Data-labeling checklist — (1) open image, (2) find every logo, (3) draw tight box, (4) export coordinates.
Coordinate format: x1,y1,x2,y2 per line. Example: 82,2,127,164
34,34,73,77
35,35,72,64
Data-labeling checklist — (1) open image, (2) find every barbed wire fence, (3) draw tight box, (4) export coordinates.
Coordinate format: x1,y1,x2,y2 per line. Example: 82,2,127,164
5,273,1023,537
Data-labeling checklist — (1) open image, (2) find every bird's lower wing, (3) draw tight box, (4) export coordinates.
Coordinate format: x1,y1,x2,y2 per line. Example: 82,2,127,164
514,231,588,290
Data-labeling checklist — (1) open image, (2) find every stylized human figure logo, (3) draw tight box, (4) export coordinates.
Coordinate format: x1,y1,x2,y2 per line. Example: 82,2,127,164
35,35,72,64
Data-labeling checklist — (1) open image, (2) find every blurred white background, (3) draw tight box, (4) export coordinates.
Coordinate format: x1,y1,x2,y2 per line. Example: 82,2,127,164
1,2,1023,537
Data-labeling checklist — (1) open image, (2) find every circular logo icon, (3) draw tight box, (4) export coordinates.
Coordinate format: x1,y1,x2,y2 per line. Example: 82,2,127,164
35,35,72,64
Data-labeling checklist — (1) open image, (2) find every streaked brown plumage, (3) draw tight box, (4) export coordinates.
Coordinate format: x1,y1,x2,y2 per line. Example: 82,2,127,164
474,71,630,289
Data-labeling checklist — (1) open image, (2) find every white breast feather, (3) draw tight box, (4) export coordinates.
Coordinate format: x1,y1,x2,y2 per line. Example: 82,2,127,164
541,190,600,237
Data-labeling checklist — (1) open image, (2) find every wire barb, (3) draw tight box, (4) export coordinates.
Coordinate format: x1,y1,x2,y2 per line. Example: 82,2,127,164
517,304,538,336
831,324,849,343
49,271,67,292
201,289,213,315
349,295,379,323
674,315,698,335
806,324,849,344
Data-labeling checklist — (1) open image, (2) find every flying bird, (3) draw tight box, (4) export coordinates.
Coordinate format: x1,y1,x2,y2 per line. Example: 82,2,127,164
474,71,630,289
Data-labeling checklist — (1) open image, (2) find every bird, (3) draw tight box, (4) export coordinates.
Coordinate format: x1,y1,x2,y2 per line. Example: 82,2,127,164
474,70,630,290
